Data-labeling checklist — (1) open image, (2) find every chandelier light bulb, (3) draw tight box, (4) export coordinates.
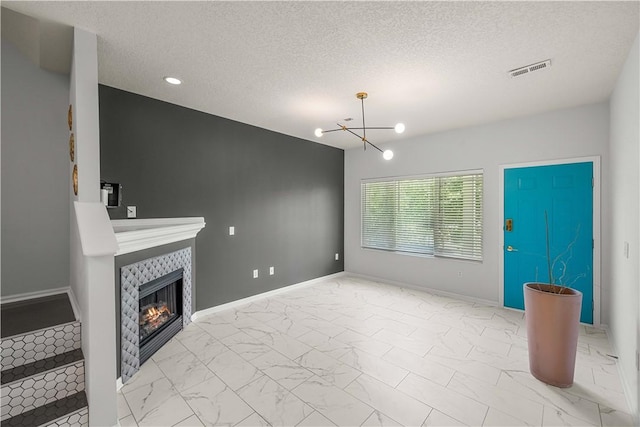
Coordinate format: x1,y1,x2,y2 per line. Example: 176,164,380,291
394,123,405,134
314,128,323,138
383,150,394,160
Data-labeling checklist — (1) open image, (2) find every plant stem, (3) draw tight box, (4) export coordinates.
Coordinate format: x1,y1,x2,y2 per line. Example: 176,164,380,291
545,210,554,285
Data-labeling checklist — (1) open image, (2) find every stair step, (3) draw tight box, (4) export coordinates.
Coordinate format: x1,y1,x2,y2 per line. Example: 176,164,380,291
2,348,84,385
0,294,87,425
0,391,87,427
1,351,84,421
1,294,75,339
0,321,81,370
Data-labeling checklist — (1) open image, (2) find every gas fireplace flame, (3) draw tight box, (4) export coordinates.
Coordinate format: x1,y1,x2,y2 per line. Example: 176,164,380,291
143,304,170,323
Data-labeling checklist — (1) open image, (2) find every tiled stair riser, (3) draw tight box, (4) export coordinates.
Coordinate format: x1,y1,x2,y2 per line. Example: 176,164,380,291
1,361,84,421
43,407,88,427
1,322,81,370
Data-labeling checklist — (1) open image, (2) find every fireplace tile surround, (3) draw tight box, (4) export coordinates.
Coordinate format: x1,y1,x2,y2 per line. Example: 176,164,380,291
120,247,192,383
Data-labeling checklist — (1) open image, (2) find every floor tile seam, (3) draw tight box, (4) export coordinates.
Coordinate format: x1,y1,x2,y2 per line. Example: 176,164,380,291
249,352,318,386
256,330,316,357
540,402,603,427
231,374,310,427
338,350,408,385
287,377,376,427
197,346,266,393
234,411,263,427
559,386,627,412
330,331,391,356
150,347,193,367
344,369,439,420
120,361,172,398
154,348,211,390
118,392,135,423
141,380,194,426
446,371,545,426
173,408,206,427
297,356,364,390
1,359,85,389
497,370,602,423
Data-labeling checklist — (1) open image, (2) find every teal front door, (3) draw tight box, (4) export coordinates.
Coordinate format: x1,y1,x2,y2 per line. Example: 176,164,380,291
504,162,593,324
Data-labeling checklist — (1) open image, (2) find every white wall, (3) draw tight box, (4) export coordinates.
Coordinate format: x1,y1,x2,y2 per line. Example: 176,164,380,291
69,28,118,426
608,31,639,418
1,39,70,297
345,102,610,317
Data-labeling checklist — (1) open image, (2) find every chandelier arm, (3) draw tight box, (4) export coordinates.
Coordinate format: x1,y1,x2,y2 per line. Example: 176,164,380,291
364,140,385,154
340,126,395,131
342,126,365,141
320,128,345,134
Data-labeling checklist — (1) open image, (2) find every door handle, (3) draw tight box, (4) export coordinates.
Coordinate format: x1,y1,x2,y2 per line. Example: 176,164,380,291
506,245,518,252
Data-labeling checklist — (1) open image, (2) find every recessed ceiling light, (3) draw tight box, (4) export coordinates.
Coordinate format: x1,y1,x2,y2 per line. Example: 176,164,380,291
163,76,182,85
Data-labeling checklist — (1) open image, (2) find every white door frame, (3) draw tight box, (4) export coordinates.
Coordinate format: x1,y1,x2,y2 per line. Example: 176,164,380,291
498,156,602,326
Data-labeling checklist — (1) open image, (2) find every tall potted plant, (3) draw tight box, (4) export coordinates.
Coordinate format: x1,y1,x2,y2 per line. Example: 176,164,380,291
524,212,583,388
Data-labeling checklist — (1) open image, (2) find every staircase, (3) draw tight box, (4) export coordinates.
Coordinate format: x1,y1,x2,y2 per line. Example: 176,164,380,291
1,294,88,426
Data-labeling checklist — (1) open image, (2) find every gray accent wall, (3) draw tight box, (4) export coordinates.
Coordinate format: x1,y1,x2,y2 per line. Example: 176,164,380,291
99,85,344,310
1,39,70,297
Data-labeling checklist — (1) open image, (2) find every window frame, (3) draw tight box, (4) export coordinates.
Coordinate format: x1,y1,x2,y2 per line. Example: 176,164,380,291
360,169,484,262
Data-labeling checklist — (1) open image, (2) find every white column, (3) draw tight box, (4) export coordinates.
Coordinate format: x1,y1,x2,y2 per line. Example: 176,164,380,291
69,27,118,426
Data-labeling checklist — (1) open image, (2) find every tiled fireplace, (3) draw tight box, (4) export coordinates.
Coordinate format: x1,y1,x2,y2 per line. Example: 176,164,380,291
120,248,192,383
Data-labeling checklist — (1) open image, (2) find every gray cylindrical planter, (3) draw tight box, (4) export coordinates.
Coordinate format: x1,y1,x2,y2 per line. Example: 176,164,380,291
523,283,583,388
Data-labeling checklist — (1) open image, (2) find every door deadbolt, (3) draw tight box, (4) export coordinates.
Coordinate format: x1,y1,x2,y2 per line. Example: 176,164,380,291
505,218,513,232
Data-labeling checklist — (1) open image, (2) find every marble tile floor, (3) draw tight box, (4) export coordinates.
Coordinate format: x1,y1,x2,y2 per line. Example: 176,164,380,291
117,276,633,427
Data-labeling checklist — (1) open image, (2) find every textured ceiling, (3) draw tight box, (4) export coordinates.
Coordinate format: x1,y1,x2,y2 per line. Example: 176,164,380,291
3,1,639,150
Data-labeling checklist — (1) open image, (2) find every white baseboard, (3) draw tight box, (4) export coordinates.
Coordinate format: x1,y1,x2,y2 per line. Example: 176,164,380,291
191,272,346,321
66,288,82,323
602,325,638,422
347,272,500,307
0,286,71,305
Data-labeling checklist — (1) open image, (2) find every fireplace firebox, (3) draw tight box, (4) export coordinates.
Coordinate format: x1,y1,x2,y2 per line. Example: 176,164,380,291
138,269,183,364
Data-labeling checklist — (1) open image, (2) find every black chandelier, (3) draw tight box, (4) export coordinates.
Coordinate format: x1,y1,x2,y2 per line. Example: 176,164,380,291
314,92,404,160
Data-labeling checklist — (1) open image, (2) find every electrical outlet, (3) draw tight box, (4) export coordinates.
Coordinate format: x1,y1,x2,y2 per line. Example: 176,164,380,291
229,226,235,236
127,206,136,218
457,271,462,277
335,253,339,261
269,266,274,275
253,269,258,279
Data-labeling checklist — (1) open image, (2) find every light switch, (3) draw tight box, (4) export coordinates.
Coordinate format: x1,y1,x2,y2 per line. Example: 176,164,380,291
253,269,258,278
269,266,274,275
127,206,136,218
229,226,235,236
335,253,339,261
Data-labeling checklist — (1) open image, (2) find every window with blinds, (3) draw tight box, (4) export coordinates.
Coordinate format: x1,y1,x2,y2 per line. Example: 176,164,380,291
361,172,483,261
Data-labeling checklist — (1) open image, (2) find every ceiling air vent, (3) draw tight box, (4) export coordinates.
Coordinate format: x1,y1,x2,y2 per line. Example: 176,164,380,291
508,59,552,78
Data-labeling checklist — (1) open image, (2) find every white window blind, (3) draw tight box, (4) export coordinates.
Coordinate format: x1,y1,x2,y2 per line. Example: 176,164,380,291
361,172,483,261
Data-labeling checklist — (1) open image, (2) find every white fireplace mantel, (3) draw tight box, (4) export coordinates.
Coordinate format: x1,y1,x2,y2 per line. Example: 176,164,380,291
112,217,206,256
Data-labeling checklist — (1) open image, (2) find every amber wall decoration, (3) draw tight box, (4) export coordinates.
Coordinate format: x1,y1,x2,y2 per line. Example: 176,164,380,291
69,133,75,162
72,165,78,196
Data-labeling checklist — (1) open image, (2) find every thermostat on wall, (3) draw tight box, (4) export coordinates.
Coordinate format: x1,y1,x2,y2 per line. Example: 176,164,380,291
100,182,122,208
